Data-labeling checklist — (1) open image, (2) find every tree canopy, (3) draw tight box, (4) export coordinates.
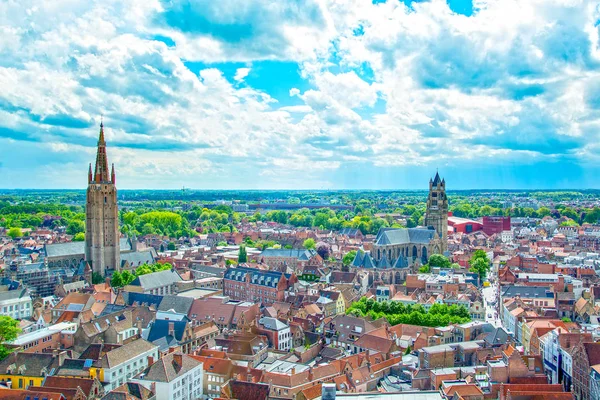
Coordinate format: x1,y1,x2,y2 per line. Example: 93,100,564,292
346,297,471,327
0,316,21,360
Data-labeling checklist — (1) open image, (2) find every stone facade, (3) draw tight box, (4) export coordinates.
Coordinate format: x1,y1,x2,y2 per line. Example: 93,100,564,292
85,122,120,276
424,171,448,253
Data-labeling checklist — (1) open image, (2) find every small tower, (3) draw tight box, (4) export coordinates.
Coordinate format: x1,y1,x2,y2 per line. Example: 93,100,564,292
424,171,448,253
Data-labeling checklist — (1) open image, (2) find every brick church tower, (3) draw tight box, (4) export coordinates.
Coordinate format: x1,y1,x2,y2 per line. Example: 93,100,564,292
85,121,120,276
424,171,448,253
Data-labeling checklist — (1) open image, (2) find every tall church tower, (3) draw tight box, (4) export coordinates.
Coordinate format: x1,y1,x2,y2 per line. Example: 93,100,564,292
85,121,120,276
424,171,448,253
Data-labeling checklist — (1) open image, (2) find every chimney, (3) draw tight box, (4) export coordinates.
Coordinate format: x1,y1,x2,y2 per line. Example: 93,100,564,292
57,350,68,367
527,357,534,371
168,322,175,337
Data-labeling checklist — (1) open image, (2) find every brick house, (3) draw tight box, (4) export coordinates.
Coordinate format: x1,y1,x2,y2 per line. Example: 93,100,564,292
223,266,297,305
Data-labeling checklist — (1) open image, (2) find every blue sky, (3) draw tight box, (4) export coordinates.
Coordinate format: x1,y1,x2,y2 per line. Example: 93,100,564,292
1,0,600,190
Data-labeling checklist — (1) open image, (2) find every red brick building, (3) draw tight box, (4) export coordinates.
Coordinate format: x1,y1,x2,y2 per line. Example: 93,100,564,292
483,216,511,236
223,266,297,305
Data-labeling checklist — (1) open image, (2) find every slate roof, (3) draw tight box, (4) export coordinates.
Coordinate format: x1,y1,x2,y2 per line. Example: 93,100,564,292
224,266,289,288
102,382,154,400
135,353,201,383
259,317,288,331
157,295,194,315
120,292,163,308
339,228,361,237
483,327,511,346
432,172,442,186
128,269,182,291
375,228,436,246
100,339,157,369
0,352,59,376
501,286,554,299
120,250,157,268
45,238,131,258
146,319,187,342
0,289,30,303
260,248,317,261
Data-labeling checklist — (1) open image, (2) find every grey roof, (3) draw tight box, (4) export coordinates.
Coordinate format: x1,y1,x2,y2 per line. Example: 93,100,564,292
157,295,194,315
260,248,317,261
120,249,157,268
375,228,436,246
393,256,409,268
259,317,288,331
501,285,554,299
135,352,201,383
129,269,182,290
101,339,157,369
351,251,364,267
121,291,163,308
224,266,289,288
432,172,442,186
484,327,510,346
45,241,85,258
0,288,30,302
0,352,58,376
377,253,391,269
45,238,131,258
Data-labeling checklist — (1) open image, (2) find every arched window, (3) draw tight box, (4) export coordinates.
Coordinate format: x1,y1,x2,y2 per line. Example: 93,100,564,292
412,246,418,261
422,246,428,263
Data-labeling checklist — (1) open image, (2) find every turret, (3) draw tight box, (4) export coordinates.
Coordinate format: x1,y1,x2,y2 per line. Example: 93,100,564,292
111,163,115,184
88,163,92,183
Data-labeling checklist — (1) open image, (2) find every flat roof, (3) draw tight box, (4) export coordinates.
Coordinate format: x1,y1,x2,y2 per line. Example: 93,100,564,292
12,322,77,345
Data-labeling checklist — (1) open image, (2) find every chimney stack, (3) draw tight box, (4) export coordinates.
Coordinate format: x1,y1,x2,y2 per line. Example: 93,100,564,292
168,322,175,337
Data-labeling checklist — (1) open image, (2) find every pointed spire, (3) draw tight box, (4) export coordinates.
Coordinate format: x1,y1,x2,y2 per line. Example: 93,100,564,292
88,163,92,183
111,163,116,184
432,171,442,186
93,120,110,183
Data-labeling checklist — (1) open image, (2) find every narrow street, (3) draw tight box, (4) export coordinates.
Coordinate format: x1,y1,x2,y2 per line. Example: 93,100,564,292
482,279,501,328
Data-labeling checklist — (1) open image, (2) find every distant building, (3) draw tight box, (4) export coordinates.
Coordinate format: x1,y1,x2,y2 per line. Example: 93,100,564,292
0,289,32,320
482,216,511,236
259,248,322,272
131,352,203,400
223,266,297,305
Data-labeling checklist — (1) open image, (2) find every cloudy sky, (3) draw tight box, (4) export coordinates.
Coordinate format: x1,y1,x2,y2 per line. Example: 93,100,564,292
1,0,600,190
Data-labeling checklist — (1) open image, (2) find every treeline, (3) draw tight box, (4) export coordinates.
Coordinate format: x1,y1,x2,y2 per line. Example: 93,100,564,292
346,297,471,327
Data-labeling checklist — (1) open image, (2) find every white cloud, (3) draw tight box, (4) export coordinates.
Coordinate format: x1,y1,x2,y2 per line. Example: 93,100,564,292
1,0,600,188
234,67,250,82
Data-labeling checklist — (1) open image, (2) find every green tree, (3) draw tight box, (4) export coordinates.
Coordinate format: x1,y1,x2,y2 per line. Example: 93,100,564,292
167,242,176,251
121,270,136,285
73,232,85,241
238,245,248,263
110,271,124,288
343,250,357,266
0,316,21,361
7,227,22,239
427,254,451,269
91,272,104,284
67,220,85,235
419,264,430,273
303,238,316,250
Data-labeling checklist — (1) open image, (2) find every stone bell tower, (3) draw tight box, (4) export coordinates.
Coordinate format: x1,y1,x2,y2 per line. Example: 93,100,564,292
424,171,448,253
85,121,120,276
